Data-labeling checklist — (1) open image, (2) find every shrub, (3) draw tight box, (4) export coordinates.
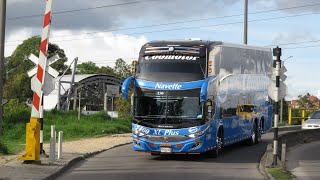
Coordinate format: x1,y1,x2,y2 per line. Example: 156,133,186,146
0,140,9,154
115,93,132,118
3,99,30,128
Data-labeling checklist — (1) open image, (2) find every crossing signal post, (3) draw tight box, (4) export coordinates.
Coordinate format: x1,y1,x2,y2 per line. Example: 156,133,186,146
19,0,54,162
28,54,59,155
268,46,287,166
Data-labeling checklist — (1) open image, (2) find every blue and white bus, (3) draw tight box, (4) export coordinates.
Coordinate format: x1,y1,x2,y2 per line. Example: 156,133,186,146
122,40,273,157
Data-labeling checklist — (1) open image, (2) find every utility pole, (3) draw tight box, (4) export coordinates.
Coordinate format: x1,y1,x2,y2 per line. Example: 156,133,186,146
273,47,282,166
0,0,7,136
244,0,248,44
280,99,283,124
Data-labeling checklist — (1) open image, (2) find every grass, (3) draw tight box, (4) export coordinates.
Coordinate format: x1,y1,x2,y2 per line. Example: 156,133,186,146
267,167,293,180
0,110,132,154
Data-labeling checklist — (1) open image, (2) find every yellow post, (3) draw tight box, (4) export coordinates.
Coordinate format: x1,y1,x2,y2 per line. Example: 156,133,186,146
18,118,41,162
301,109,305,125
288,106,292,125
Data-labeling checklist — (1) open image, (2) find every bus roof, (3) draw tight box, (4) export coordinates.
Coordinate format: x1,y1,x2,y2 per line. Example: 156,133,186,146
142,40,271,52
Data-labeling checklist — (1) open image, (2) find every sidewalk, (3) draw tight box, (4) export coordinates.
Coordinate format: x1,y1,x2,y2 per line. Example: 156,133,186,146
0,133,132,180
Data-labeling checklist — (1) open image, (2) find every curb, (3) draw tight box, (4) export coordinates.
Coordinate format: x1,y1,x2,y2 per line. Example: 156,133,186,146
44,142,132,180
259,126,301,180
259,144,274,180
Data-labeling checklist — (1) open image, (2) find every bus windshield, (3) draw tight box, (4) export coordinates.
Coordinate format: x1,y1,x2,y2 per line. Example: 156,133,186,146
134,89,203,127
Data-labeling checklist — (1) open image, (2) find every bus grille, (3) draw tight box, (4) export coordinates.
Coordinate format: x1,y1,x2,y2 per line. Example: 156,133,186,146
145,135,190,142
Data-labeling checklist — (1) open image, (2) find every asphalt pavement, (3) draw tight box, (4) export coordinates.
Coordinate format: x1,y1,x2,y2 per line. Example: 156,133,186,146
58,134,275,180
286,141,320,180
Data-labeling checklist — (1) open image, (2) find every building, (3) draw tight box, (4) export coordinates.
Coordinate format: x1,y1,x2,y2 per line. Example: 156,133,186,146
288,95,320,108
44,74,130,118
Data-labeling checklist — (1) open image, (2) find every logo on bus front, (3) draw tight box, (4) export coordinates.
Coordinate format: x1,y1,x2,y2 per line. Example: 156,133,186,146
155,83,182,90
188,127,198,133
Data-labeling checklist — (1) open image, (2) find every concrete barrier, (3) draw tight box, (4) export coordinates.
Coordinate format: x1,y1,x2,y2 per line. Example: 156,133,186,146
270,125,301,132
260,127,320,179
277,129,320,163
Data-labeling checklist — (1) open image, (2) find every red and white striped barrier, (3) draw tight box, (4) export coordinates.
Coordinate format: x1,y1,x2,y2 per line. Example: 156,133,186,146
31,0,53,118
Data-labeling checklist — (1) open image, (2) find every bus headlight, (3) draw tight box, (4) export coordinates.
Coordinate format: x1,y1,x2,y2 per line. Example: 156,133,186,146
132,130,146,137
186,125,210,138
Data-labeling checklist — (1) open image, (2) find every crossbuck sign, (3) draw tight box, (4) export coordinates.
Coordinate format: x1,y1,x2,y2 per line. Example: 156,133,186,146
28,54,60,96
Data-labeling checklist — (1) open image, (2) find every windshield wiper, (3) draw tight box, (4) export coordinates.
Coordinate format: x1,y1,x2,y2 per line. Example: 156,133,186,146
165,116,200,126
134,115,164,118
200,64,205,78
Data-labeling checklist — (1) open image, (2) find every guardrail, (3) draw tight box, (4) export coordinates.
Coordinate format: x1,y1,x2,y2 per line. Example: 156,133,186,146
288,107,319,125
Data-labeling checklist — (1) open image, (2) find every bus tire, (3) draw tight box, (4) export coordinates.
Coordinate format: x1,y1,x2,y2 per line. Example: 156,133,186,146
247,122,257,146
207,130,223,158
255,120,262,144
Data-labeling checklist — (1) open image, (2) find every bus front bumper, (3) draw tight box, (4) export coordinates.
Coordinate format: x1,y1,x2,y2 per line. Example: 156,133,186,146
132,135,216,154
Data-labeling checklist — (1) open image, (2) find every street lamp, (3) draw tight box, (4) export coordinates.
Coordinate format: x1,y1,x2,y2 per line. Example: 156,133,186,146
283,56,293,64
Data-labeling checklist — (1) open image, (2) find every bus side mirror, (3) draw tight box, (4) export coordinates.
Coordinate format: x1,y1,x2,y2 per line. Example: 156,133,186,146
206,100,213,119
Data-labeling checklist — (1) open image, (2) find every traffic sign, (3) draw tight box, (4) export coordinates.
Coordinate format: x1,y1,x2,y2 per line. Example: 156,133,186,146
268,65,287,81
28,53,60,95
31,75,55,96
27,54,60,78
267,81,287,101
106,85,119,97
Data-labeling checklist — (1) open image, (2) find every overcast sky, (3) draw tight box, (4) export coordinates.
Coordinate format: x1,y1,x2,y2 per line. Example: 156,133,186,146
4,0,320,99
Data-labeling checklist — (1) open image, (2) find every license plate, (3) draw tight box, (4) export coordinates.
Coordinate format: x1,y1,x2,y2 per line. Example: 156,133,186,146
160,147,172,153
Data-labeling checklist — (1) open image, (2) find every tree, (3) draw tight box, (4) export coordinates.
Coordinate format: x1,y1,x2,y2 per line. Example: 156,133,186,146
7,36,68,78
4,73,32,101
114,58,131,80
297,93,317,108
97,66,116,76
4,36,69,101
47,43,70,75
115,92,132,118
76,61,100,74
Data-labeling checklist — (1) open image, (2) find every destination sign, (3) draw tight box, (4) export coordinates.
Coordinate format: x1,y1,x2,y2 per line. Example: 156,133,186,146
145,55,199,61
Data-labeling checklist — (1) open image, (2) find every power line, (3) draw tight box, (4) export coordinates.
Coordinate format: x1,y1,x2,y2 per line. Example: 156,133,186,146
7,0,161,21
50,2,320,38
5,6,320,49
5,10,319,47
89,59,136,63
6,2,320,43
283,44,320,49
267,39,320,47
42,12,320,44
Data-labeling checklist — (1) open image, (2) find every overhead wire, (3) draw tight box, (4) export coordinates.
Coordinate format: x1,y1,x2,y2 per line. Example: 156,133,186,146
5,2,320,43
7,0,161,21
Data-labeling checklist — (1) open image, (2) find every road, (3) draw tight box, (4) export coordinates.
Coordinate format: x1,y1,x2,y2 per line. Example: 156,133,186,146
58,133,276,180
286,141,320,180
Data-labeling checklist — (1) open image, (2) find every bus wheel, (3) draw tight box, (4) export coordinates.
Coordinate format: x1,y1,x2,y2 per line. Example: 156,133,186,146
255,122,262,144
247,123,257,146
207,132,223,158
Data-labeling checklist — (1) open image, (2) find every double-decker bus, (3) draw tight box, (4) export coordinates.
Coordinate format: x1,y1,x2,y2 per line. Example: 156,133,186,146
122,40,273,157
